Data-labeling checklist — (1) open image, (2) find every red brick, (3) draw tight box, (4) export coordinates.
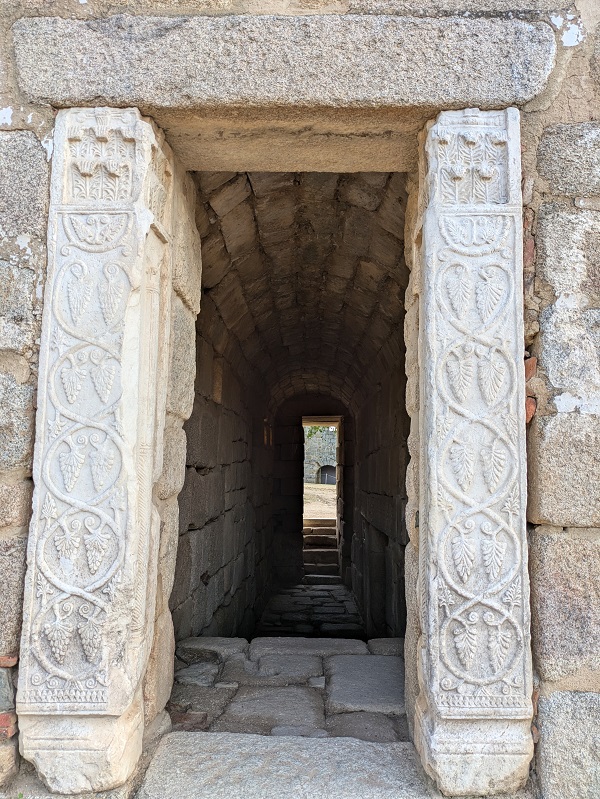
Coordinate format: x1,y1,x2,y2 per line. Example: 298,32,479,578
0,711,17,739
0,655,17,668
526,397,537,424
523,236,536,269
524,355,537,381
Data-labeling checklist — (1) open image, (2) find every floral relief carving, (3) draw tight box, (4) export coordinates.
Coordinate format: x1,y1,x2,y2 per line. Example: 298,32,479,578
17,108,173,716
419,107,532,763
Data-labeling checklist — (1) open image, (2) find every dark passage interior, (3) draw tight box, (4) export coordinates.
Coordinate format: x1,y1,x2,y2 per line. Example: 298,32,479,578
170,171,410,644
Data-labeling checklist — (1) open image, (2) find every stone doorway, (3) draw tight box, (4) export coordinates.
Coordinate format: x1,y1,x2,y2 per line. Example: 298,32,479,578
14,106,533,799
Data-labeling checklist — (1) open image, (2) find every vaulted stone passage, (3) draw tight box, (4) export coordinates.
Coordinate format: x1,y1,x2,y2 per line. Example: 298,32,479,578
170,171,410,644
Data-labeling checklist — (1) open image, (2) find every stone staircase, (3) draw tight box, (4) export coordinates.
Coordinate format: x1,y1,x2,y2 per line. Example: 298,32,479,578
302,518,340,584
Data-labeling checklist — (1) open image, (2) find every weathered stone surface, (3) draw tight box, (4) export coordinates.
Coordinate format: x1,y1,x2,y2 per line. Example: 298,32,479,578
137,733,448,799
326,655,405,715
211,685,325,735
537,692,600,799
168,684,237,725
174,663,219,687
0,535,26,657
0,374,34,471
0,671,14,714
326,711,400,742
368,638,405,656
535,205,600,416
143,611,175,725
0,481,32,530
166,294,197,420
13,16,555,111
530,528,600,682
528,414,600,526
0,131,48,239
0,739,18,789
156,423,187,500
537,124,600,198
0,260,37,355
249,636,368,659
220,654,322,686
177,637,248,664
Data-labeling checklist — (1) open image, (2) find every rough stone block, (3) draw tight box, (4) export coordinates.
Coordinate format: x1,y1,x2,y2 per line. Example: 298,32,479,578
156,423,187,500
528,414,600,526
326,711,400,743
0,672,13,714
168,684,237,725
210,685,325,735
249,638,368,661
326,655,405,715
0,481,32,530
0,535,26,657
0,131,48,239
537,691,600,799
0,738,18,788
174,663,219,688
368,638,405,657
13,17,556,111
143,611,175,725
536,205,599,414
530,528,600,682
537,124,600,198
0,374,34,471
172,171,202,315
0,259,37,354
166,294,197,421
177,637,248,665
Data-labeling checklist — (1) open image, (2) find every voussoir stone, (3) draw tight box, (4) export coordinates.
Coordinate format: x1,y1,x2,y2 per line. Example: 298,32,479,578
13,16,555,110
137,733,433,799
326,655,405,715
249,636,368,659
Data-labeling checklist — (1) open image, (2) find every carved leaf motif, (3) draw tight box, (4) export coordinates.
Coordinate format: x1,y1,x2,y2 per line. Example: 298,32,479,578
446,266,471,318
90,358,115,404
98,269,124,325
102,570,122,601
449,442,475,491
36,573,54,604
482,533,507,581
44,618,74,664
438,582,456,614
48,412,66,441
453,619,478,668
78,618,102,662
54,521,81,558
89,440,115,492
502,484,520,517
446,352,473,402
59,438,86,492
476,271,504,322
481,440,506,492
451,533,475,583
67,265,93,324
488,625,512,671
84,525,111,574
41,493,58,522
478,351,506,406
503,578,522,612
60,361,86,405
437,488,454,516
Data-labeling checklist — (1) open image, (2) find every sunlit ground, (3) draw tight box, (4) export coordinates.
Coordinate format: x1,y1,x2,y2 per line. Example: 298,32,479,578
303,482,336,519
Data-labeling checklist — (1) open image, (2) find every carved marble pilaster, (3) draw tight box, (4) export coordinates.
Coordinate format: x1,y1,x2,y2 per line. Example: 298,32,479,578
415,108,533,796
16,108,173,793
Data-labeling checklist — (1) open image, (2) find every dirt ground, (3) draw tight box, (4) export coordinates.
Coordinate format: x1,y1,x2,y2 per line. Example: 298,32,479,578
303,483,337,519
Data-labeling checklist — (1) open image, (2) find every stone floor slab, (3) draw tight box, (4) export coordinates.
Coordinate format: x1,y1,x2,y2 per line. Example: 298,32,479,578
368,638,405,657
176,637,248,664
249,636,368,660
326,655,405,715
326,711,401,743
210,685,325,735
136,732,436,799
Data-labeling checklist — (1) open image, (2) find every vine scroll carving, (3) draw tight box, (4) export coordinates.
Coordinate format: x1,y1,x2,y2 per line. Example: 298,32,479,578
415,108,533,796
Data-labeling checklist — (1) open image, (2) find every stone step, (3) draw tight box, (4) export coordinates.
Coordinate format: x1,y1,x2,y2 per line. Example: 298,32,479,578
303,574,343,585
303,548,339,565
136,733,445,799
303,518,336,528
303,533,337,548
302,562,339,575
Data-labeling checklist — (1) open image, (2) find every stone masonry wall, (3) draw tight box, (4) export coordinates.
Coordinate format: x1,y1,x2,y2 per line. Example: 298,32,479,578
353,368,410,639
303,426,337,484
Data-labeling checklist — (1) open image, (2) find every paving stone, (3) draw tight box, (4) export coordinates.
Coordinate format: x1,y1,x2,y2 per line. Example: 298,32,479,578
326,711,400,743
220,654,322,686
270,726,328,738
368,638,405,657
168,684,237,726
177,637,248,664
174,663,220,688
249,637,368,660
136,733,442,799
210,685,325,735
326,655,405,715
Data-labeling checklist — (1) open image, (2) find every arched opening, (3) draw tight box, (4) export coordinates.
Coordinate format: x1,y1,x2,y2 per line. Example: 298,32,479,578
317,465,336,485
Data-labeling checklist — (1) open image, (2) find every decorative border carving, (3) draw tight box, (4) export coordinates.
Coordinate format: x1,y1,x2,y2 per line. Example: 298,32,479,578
415,109,533,794
17,108,173,717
